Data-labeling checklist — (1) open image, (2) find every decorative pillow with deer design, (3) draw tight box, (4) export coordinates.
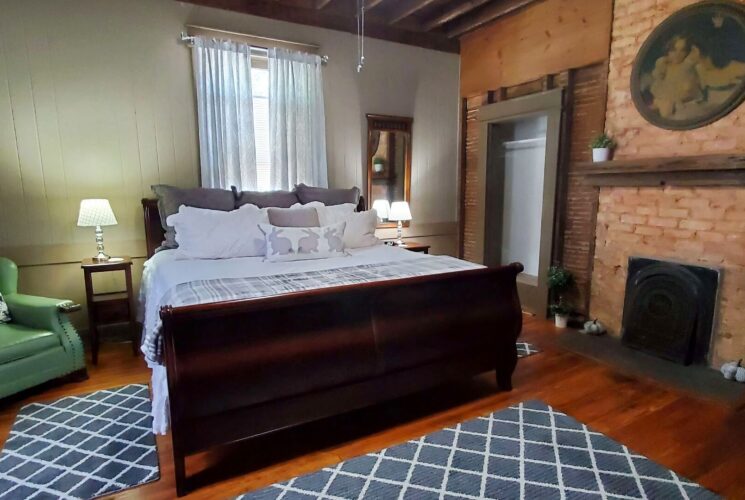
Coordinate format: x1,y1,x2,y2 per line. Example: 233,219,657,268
259,222,347,262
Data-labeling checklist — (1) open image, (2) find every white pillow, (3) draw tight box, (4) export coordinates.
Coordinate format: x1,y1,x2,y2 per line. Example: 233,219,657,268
260,222,347,262
316,203,356,225
166,204,268,259
316,205,379,249
340,210,380,249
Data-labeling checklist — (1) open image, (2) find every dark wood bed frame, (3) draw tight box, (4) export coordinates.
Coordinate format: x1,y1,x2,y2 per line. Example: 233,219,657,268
141,198,524,496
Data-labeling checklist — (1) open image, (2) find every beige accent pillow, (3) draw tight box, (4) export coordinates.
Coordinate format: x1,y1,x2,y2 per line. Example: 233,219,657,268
267,207,320,227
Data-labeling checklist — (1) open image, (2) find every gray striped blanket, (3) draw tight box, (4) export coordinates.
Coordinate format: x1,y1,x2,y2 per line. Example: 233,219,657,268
143,256,482,364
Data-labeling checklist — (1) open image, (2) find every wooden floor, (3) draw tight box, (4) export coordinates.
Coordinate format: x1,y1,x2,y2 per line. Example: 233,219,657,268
2,317,744,499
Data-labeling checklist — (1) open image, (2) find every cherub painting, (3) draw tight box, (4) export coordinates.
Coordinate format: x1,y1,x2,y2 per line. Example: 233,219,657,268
631,2,745,130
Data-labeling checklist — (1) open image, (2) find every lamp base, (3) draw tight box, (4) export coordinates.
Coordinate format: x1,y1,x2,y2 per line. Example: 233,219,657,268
92,225,110,262
92,252,111,262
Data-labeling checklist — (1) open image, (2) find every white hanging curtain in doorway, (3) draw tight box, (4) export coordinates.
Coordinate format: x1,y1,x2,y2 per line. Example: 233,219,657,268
268,47,328,190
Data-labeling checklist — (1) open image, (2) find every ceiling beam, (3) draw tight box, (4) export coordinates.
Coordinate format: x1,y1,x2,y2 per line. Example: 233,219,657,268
388,0,439,25
315,0,333,9
181,0,459,53
423,0,491,31
447,0,538,38
365,0,387,11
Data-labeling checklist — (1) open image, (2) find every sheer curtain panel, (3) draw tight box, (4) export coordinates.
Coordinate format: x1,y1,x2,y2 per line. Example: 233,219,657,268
268,48,328,190
192,37,258,190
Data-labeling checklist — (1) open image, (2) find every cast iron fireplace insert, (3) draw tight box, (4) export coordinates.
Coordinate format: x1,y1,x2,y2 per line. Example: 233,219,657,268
621,257,719,365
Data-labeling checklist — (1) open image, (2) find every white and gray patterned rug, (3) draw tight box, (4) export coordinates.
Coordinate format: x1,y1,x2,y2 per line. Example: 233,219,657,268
237,400,718,499
0,384,159,499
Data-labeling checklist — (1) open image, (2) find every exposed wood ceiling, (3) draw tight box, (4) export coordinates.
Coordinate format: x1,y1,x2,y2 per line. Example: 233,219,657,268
182,0,540,53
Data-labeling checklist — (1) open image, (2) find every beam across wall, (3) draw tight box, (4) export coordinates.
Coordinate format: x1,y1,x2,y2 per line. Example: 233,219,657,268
447,0,538,38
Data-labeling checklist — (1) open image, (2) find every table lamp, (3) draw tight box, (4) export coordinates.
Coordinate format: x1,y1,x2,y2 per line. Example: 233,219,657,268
372,199,391,221
389,201,412,246
77,199,118,262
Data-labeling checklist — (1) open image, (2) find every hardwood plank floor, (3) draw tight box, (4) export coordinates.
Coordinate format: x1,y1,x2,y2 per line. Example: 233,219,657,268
2,317,744,499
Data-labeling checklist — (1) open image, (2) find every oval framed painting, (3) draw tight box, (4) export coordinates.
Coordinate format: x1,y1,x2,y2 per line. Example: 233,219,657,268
631,1,745,130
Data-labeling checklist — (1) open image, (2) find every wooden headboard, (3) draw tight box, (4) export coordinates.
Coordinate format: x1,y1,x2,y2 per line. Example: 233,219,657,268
142,199,165,259
142,196,367,259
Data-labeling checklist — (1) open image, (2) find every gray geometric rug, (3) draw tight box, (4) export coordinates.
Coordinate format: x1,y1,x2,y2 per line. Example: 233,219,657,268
0,384,159,499
237,400,718,499
516,342,539,359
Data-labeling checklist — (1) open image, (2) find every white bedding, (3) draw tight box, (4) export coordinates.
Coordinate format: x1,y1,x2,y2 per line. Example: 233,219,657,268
139,245,453,434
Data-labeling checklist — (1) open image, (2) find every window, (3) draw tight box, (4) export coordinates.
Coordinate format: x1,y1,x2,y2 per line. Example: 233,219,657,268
251,66,271,191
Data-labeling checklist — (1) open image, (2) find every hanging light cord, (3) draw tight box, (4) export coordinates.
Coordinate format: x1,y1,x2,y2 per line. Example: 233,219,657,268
357,0,365,73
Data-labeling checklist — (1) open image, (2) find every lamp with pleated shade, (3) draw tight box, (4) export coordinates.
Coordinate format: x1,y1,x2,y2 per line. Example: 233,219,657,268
372,199,390,221
77,199,118,261
388,201,412,246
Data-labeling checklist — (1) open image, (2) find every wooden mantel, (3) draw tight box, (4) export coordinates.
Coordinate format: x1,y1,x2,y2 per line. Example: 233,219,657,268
575,154,745,187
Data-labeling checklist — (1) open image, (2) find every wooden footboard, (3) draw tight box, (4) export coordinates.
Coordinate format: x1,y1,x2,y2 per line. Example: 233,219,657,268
160,263,523,496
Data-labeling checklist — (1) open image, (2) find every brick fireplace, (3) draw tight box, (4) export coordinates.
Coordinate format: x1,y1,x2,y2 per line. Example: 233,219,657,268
589,0,745,368
589,177,745,367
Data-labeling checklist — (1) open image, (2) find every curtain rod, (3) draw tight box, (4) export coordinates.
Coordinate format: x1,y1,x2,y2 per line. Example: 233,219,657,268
180,25,329,63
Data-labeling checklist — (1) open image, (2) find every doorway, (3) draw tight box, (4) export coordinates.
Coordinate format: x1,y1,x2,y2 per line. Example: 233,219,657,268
476,90,563,316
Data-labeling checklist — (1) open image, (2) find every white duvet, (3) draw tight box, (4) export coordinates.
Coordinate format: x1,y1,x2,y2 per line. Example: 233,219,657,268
138,244,434,434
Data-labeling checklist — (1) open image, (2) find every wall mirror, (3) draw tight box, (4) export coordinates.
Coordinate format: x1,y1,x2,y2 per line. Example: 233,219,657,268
366,114,412,228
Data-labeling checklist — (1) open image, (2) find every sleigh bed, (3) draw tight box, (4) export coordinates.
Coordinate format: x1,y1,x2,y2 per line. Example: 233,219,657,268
140,198,523,496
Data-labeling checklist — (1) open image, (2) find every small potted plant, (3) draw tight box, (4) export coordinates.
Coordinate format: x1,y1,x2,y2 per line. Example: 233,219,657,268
549,300,572,328
547,265,574,328
373,157,385,173
590,133,616,163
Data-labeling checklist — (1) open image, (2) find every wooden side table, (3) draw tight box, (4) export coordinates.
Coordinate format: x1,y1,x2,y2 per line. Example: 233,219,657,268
388,241,430,254
81,257,138,365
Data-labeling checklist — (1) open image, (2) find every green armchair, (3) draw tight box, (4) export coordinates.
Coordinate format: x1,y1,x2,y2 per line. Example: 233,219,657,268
0,257,86,399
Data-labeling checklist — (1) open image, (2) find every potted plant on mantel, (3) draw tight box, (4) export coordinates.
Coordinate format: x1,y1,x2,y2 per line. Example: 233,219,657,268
590,133,616,163
547,265,574,328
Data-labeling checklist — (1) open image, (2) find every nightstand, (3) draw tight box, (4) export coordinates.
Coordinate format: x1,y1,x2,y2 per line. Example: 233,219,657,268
81,257,138,365
394,241,431,254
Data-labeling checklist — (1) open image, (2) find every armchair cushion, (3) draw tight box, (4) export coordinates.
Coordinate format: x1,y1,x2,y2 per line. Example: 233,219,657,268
0,323,60,364
3,294,71,333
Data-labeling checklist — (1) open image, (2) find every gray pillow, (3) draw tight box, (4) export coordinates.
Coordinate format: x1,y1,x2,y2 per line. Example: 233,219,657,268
152,185,235,250
295,184,361,207
232,186,299,208
267,207,320,227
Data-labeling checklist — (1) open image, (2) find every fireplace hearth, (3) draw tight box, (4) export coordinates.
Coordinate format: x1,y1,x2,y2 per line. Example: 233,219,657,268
621,257,720,365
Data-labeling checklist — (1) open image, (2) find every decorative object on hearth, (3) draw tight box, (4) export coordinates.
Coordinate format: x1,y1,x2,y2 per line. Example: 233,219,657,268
737,365,745,383
0,384,159,498
721,359,742,380
590,133,616,162
631,1,745,130
582,318,608,336
77,198,118,262
547,265,574,328
236,400,718,500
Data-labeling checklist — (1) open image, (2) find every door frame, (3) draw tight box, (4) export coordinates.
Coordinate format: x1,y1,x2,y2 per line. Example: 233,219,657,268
474,89,563,316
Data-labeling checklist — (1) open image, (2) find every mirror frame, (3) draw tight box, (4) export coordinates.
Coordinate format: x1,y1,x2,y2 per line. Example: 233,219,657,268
366,114,413,228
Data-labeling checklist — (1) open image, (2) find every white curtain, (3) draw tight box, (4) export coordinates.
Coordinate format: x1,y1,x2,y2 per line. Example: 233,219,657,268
192,37,258,190
268,48,328,190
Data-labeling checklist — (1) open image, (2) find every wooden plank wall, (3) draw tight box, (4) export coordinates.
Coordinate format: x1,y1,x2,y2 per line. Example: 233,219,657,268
459,0,613,98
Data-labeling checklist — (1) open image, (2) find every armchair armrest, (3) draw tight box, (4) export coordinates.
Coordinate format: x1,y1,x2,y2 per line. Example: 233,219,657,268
3,293,77,333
